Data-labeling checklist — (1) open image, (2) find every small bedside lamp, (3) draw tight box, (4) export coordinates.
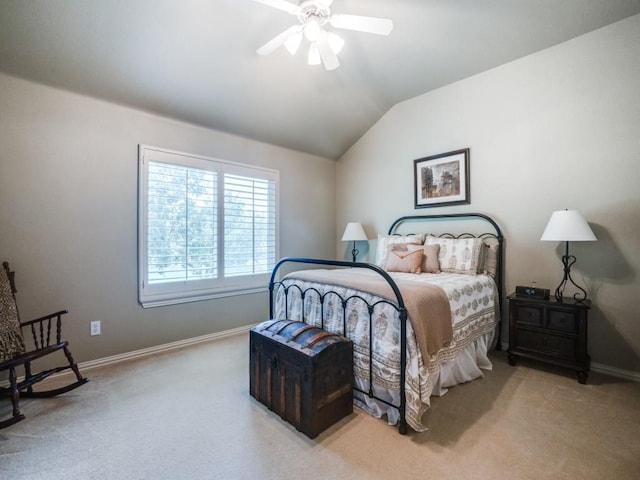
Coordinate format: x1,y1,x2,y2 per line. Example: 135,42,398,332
541,209,597,302
341,222,367,262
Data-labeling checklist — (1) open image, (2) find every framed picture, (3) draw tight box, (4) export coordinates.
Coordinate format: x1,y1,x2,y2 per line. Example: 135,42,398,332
414,148,470,208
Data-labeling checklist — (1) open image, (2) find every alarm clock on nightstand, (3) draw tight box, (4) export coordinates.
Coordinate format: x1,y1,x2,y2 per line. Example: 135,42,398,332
515,285,550,300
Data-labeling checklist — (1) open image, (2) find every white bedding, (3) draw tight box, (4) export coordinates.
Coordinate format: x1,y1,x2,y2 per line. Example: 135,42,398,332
273,269,499,432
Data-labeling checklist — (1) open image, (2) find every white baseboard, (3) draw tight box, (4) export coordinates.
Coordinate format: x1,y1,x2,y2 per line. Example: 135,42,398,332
0,325,254,388
499,342,640,382
5,331,638,386
591,362,640,382
78,324,253,372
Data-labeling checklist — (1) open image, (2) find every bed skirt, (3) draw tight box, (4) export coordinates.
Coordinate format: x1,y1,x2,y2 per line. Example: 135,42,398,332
354,330,496,431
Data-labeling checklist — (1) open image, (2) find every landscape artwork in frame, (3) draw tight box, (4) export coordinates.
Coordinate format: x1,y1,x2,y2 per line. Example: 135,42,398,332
414,148,470,208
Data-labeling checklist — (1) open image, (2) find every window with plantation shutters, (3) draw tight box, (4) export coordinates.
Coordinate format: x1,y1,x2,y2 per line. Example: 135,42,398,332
138,145,279,308
223,174,277,277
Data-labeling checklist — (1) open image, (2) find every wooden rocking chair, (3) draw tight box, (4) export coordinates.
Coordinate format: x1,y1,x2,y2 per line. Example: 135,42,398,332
0,261,88,429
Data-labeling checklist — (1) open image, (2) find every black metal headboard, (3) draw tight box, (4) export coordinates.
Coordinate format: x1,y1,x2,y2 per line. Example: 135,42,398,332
388,212,503,238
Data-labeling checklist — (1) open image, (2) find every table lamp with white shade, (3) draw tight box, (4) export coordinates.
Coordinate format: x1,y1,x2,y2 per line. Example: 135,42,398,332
540,209,597,302
341,222,368,262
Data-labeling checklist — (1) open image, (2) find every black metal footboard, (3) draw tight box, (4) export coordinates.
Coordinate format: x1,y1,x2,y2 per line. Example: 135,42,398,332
268,257,410,435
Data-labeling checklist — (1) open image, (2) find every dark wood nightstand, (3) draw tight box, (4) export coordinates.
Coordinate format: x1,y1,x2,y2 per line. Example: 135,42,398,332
507,293,590,384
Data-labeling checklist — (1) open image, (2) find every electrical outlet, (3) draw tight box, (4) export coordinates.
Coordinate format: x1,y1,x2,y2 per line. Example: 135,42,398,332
90,321,101,336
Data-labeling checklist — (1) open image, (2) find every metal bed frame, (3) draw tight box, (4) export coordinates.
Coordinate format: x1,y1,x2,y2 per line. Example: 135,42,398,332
268,213,503,435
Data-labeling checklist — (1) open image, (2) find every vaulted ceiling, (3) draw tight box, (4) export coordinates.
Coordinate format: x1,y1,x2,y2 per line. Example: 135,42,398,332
1,0,639,159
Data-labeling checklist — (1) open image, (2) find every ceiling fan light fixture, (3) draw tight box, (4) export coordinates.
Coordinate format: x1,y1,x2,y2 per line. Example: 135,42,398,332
327,31,344,54
308,43,321,65
304,18,322,42
254,0,393,71
284,31,302,55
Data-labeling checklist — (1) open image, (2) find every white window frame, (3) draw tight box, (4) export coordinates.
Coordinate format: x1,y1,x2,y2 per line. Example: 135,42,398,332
138,145,279,308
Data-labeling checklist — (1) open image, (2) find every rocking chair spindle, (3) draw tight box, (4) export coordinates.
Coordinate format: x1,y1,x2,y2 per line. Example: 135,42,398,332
0,261,89,429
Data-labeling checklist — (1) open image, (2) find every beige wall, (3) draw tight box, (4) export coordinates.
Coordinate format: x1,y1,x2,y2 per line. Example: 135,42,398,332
337,15,640,373
0,73,336,363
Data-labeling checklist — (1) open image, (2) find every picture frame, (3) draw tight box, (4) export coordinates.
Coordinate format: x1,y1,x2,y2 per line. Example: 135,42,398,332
414,148,470,208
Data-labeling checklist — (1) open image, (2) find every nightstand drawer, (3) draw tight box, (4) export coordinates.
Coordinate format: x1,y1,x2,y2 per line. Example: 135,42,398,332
548,310,577,333
516,330,577,362
514,306,543,327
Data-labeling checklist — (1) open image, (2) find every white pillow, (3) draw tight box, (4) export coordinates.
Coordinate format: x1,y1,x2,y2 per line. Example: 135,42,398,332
425,236,483,274
375,234,426,267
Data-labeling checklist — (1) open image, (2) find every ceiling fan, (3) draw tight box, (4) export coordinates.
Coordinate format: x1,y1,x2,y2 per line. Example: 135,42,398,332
253,0,393,71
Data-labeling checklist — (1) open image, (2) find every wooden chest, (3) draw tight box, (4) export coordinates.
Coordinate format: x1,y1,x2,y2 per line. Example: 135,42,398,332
249,319,353,438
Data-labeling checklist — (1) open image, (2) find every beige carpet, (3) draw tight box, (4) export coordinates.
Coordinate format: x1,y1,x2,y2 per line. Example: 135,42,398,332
1,332,639,480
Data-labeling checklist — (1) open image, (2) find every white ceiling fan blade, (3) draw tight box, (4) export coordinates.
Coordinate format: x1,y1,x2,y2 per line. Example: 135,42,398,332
316,31,339,71
252,0,299,14
330,14,393,36
257,25,302,55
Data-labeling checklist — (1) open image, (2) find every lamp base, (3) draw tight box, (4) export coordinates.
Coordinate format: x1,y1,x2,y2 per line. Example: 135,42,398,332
351,241,359,263
554,241,588,303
